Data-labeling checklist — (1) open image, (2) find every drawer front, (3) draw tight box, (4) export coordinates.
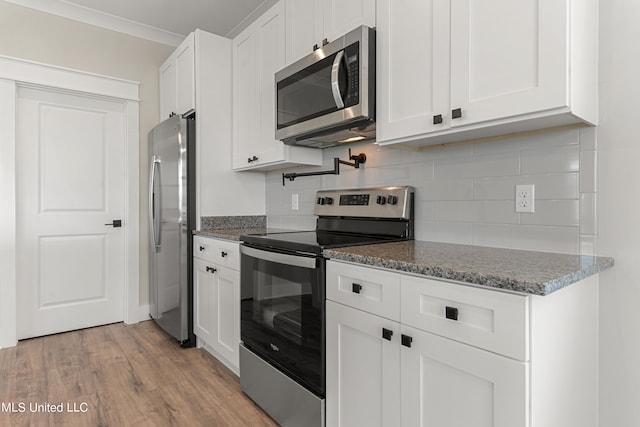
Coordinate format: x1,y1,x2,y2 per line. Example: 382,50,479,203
401,275,529,361
327,261,400,322
193,236,240,270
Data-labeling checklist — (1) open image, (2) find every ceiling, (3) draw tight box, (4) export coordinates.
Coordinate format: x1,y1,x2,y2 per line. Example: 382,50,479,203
6,0,279,46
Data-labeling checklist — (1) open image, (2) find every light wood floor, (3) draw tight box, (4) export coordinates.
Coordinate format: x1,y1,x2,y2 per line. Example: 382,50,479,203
0,321,279,426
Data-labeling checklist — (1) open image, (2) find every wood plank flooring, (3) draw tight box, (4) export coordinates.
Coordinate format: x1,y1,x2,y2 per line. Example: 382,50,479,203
0,321,279,426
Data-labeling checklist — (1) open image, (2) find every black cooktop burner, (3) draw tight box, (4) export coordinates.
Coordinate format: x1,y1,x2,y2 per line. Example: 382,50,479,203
241,230,401,255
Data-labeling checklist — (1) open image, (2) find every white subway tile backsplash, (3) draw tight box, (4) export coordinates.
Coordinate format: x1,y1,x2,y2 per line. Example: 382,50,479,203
434,201,518,224
580,150,597,193
266,127,592,254
520,200,580,226
579,235,597,256
434,151,520,179
417,221,474,245
579,126,597,151
580,193,597,235
472,224,579,253
474,173,579,200
521,145,580,174
421,179,473,201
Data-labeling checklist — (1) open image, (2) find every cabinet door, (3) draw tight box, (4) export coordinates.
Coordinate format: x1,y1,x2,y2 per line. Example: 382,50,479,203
232,25,259,169
174,32,196,116
326,301,400,427
159,57,176,121
449,0,568,127
376,0,450,143
254,1,287,166
285,0,323,65
401,325,528,427
194,258,214,343
323,0,376,43
212,266,240,369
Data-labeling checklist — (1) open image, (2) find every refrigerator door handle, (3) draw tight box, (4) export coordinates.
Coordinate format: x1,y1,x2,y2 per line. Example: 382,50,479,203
149,155,162,250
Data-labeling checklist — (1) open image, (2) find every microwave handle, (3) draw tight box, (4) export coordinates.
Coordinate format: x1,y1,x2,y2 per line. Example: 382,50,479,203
330,50,345,109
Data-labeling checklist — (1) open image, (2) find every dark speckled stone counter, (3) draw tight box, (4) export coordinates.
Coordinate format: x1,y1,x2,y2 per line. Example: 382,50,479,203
324,241,614,296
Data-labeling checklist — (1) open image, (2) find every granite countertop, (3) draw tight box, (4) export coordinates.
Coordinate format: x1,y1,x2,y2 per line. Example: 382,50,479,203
324,241,614,296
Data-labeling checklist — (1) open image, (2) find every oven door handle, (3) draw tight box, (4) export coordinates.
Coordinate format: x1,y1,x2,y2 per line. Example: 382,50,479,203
240,245,317,269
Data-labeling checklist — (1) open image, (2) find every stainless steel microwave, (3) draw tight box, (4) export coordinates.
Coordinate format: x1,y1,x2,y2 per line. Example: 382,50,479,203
275,25,375,148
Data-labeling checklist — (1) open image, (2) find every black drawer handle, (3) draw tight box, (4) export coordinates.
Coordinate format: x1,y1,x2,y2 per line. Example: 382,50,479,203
433,114,443,125
382,328,393,341
199,245,205,251
401,334,413,348
452,108,462,119
205,266,217,274
445,306,459,321
352,283,363,294
221,251,228,257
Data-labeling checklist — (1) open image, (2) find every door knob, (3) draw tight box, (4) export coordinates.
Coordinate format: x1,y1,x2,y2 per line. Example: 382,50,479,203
105,220,122,227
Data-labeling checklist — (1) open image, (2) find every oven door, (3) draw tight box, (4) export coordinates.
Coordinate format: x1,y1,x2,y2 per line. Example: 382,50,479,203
240,244,325,397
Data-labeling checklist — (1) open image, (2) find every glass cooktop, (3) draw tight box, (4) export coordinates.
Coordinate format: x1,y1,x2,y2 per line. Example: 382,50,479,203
241,230,399,255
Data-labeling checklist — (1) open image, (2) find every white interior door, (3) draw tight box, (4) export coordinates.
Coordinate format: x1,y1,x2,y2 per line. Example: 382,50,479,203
16,86,126,339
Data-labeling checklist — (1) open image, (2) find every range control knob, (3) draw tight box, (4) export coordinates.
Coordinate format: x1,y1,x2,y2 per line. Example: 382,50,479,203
325,197,334,205
376,195,387,205
317,197,326,205
387,195,398,205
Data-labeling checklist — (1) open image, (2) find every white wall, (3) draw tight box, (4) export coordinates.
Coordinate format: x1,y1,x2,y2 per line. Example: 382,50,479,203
597,2,640,426
267,127,595,255
0,1,174,306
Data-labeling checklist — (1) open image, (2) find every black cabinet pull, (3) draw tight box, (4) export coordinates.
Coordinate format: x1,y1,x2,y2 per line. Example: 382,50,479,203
205,266,217,274
221,251,228,257
382,328,393,341
401,334,413,348
199,245,205,251
247,155,259,163
433,114,443,124
445,306,459,321
452,108,462,119
104,220,122,227
352,283,363,294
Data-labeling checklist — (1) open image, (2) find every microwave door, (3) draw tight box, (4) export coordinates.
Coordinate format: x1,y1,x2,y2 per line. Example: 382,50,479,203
330,51,346,109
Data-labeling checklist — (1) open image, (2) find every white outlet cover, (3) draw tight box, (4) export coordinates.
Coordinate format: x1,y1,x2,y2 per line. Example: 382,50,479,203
515,184,535,213
291,193,299,211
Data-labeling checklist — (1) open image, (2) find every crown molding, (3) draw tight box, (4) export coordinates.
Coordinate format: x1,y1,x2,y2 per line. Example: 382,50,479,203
5,0,184,47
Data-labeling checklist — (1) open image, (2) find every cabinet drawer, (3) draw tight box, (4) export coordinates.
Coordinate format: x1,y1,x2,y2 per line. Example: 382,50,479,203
193,236,240,270
327,261,400,321
401,276,529,361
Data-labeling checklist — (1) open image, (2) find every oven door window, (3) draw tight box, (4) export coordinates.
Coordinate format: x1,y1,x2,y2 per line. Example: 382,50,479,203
241,249,325,396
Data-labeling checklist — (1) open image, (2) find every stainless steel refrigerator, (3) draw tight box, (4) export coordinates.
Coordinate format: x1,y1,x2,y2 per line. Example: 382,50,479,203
148,114,196,347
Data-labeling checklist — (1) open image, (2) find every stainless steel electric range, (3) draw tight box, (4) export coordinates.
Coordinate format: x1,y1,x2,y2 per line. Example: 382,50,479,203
239,186,414,427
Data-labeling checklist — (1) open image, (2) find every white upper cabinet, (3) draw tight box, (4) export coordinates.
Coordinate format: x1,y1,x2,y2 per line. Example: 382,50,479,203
285,0,376,65
233,1,322,171
160,32,195,119
376,0,598,148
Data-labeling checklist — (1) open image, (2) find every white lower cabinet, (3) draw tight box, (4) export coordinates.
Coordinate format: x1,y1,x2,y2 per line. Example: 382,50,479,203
326,301,400,427
193,236,240,374
326,260,599,427
400,325,527,427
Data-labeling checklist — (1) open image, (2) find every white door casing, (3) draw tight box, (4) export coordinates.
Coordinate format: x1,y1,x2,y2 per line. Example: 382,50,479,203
16,86,126,339
0,55,139,348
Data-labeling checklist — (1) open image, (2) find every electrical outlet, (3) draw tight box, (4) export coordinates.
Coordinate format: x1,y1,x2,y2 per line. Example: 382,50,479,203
515,185,535,213
291,193,299,211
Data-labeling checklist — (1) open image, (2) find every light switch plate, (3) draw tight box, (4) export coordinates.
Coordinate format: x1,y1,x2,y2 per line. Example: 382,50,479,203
291,193,299,211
